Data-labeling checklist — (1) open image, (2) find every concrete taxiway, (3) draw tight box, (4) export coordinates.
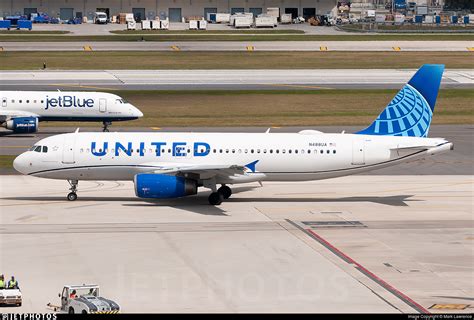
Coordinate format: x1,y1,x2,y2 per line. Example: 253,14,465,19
0,69,472,91
1,40,473,52
0,175,472,313
1,125,472,176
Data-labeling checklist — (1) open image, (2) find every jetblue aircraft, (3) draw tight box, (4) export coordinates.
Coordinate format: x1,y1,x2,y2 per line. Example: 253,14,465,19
14,65,453,205
0,91,143,133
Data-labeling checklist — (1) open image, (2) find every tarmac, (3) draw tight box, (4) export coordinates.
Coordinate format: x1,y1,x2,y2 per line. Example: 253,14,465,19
0,175,472,313
0,69,473,91
2,40,473,52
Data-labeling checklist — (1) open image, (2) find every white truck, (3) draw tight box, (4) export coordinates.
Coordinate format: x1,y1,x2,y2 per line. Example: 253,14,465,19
94,12,108,24
51,285,120,314
0,288,22,306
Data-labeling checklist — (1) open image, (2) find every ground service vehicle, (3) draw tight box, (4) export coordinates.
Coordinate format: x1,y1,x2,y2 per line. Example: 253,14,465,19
55,285,120,314
0,288,22,306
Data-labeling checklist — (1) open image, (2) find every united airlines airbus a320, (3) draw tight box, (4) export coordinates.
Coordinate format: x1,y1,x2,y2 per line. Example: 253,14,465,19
0,91,143,133
14,65,453,205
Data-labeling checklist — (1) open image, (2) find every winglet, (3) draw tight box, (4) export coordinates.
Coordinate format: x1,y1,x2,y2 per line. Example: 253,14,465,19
245,160,259,173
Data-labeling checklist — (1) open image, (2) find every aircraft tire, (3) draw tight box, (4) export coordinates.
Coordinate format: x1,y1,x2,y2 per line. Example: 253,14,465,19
67,192,77,201
208,192,223,205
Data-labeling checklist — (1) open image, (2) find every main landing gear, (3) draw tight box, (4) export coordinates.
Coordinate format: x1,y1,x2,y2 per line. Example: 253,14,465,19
208,185,232,205
102,121,112,132
67,180,78,201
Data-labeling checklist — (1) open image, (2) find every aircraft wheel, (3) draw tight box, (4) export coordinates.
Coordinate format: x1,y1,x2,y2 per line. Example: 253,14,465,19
67,192,77,201
208,192,223,205
218,185,232,199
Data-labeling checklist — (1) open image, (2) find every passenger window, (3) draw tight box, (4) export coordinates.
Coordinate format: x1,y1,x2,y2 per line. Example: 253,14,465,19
333,150,336,154
213,149,216,153
80,148,84,153
250,149,254,154
276,150,279,154
11,100,15,103
327,150,330,154
295,150,298,154
288,150,292,154
320,150,324,154
263,149,267,153
19,100,22,103
270,150,273,153
232,149,235,153
257,149,260,153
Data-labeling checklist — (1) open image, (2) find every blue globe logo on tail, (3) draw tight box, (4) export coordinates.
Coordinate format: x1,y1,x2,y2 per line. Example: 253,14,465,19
356,64,444,138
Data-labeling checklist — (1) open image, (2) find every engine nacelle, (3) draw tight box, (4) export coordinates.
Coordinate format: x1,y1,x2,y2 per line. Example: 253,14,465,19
5,117,38,133
134,174,197,199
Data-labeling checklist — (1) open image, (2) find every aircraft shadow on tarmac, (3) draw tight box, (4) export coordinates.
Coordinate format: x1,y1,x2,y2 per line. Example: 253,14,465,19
3,191,418,216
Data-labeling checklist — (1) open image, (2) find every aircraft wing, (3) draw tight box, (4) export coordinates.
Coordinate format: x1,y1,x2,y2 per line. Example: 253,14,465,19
0,110,40,122
140,161,259,180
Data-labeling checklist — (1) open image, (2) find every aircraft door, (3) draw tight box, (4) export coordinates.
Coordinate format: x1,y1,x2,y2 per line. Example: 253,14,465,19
62,137,76,164
99,98,107,113
1,97,6,107
352,138,365,165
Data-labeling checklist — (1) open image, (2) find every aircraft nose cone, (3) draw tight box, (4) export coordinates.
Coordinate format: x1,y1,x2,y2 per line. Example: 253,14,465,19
134,107,144,118
13,153,30,175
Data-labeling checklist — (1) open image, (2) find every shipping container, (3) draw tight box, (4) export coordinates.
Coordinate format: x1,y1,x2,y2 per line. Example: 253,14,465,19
141,20,151,30
189,20,198,30
0,20,11,30
17,20,32,30
255,16,275,28
280,13,292,24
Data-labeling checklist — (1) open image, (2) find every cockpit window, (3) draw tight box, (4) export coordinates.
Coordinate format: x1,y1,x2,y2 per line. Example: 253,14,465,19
116,99,128,104
34,146,41,152
29,145,37,151
42,146,48,153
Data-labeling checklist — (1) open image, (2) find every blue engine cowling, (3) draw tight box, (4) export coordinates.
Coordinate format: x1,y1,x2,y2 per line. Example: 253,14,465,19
5,117,38,133
134,174,197,199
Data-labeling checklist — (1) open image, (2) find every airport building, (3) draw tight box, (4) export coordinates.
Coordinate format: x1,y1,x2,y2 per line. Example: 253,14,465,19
1,0,338,22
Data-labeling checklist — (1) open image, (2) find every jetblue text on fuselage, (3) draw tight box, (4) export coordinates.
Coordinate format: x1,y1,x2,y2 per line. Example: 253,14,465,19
91,141,211,157
45,95,94,110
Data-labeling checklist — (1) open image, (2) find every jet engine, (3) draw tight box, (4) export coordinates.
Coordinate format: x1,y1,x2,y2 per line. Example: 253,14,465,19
134,173,197,198
4,117,38,133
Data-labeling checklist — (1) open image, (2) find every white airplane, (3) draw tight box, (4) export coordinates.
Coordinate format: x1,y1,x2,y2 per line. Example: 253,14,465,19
13,65,453,205
0,91,143,133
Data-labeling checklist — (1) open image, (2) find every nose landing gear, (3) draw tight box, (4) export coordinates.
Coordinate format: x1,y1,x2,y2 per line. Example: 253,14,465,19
102,121,112,132
67,180,78,201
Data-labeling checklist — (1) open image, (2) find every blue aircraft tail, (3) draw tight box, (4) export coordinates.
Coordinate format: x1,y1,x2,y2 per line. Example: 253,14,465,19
356,64,444,137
